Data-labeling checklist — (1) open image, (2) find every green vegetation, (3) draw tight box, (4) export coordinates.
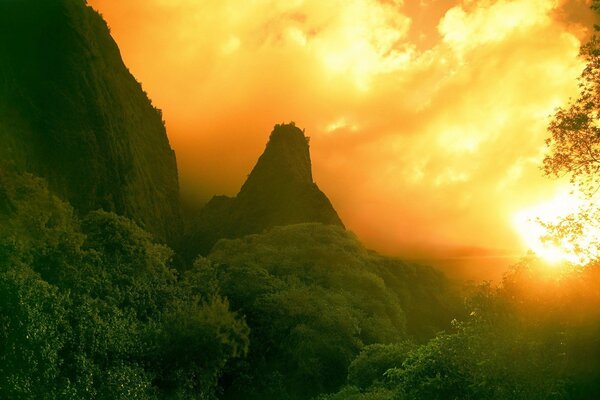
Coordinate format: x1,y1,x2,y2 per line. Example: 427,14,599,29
201,224,455,399
5,168,600,400
0,169,247,399
0,169,456,399
322,260,600,400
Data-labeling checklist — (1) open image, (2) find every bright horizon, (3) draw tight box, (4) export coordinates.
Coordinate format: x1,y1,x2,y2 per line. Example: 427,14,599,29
89,0,597,279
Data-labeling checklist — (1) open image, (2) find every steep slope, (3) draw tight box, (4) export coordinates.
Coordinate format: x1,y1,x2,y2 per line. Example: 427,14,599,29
186,123,343,257
0,0,182,242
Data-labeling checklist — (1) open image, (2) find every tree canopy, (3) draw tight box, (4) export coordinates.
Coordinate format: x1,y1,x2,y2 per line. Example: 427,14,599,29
541,2,600,265
0,169,248,399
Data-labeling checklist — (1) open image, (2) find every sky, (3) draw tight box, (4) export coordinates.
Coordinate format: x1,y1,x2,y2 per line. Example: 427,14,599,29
89,0,597,280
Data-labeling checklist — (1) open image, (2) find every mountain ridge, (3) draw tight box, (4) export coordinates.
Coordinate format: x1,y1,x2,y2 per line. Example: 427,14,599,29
0,0,183,243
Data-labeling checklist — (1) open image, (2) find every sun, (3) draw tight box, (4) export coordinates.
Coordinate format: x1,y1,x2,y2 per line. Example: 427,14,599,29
513,191,599,266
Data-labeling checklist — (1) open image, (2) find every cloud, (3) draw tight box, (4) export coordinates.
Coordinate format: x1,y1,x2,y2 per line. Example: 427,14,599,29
439,0,555,52
89,0,593,279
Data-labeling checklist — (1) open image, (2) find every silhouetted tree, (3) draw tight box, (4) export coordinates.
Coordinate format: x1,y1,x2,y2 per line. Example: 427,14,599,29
542,1,600,263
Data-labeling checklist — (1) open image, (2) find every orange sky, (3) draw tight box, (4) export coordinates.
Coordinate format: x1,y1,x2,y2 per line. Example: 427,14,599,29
89,0,597,280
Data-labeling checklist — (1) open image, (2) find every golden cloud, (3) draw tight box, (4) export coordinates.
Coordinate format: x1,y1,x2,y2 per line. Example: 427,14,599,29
90,0,595,279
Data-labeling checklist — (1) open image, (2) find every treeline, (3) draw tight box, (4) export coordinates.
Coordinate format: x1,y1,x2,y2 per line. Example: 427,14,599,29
3,171,600,400
321,260,600,400
0,168,456,399
202,224,457,399
4,167,600,400
0,169,247,399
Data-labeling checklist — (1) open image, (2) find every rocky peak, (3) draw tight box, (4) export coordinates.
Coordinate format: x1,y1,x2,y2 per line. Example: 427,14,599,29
185,123,344,258
240,123,313,196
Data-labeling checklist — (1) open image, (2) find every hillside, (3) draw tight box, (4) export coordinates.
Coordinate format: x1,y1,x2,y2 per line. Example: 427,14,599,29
0,0,182,242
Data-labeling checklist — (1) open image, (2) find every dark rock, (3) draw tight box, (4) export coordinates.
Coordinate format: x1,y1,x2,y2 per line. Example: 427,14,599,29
185,123,344,258
0,0,182,243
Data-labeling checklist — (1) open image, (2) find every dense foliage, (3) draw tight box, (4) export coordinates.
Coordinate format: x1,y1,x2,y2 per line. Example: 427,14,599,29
321,259,600,400
0,168,458,399
0,169,248,399
4,169,600,400
199,224,456,399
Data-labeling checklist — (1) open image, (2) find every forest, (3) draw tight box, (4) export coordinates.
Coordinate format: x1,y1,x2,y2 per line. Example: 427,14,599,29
1,0,599,399
1,166,599,400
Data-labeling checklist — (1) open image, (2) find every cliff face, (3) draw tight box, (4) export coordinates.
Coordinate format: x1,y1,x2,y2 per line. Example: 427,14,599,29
186,123,344,258
0,0,182,242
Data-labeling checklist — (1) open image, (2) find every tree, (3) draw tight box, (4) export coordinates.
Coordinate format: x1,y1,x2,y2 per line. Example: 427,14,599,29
544,38,599,194
0,168,251,399
347,342,414,390
0,268,70,400
198,223,456,399
542,2,600,264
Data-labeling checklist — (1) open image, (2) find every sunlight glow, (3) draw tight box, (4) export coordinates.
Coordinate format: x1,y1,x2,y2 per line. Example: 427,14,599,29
88,0,589,274
514,191,600,266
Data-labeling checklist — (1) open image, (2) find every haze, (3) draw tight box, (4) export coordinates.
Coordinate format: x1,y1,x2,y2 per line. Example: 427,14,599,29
89,0,596,279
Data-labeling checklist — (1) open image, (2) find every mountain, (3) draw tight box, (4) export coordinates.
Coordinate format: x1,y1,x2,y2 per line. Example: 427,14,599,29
0,0,182,243
186,123,344,258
